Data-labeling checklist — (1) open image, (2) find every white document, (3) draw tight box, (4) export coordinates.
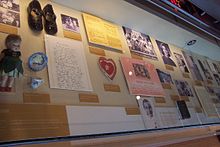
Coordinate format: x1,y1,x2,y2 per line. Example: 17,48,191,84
45,35,92,91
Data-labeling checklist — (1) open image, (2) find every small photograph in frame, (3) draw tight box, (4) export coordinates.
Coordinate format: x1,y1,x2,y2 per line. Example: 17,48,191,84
123,26,158,60
156,40,176,67
0,7,20,27
176,100,191,119
0,0,19,12
61,14,80,33
175,80,193,97
174,52,189,73
156,69,173,84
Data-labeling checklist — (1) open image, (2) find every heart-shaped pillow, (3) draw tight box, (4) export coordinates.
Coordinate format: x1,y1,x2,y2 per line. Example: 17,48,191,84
98,57,117,80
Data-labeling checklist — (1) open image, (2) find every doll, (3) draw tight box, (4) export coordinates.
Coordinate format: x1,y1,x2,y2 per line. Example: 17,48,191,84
0,34,23,92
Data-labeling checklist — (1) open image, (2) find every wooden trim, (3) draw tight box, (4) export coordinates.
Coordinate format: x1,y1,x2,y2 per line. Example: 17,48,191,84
0,24,18,34
180,96,189,102
165,65,174,71
170,95,180,101
131,52,143,60
162,83,172,89
63,30,82,41
194,80,203,86
79,93,99,103
125,107,140,115
104,84,121,92
155,97,166,103
89,46,106,56
23,93,50,103
182,73,190,79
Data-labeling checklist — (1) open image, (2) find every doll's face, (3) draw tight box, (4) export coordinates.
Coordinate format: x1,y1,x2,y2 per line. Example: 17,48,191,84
9,40,21,51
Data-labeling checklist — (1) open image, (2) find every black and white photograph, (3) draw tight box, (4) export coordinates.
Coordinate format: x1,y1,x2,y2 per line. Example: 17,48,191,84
214,74,220,86
132,63,150,79
156,69,173,84
174,52,189,73
156,40,176,67
61,14,80,33
182,51,203,81
176,100,191,119
0,0,19,12
197,59,213,80
123,26,157,60
138,98,158,129
175,80,193,97
0,7,19,27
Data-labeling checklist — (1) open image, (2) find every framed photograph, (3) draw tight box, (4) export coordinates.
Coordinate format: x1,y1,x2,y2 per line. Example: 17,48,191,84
122,27,157,60
156,40,176,67
182,51,203,81
120,56,165,97
175,80,193,97
197,59,213,80
0,0,19,12
176,100,191,119
138,98,158,129
174,52,189,73
156,69,173,84
0,7,19,27
61,14,80,33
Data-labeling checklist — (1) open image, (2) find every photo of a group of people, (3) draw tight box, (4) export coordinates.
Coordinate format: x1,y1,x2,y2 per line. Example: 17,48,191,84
175,80,193,97
0,7,19,27
0,0,19,12
0,0,19,27
174,52,189,73
123,27,157,60
156,69,173,84
156,40,176,67
132,63,150,79
61,14,80,33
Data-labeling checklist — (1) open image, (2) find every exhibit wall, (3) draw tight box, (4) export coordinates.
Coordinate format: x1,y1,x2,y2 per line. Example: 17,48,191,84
0,0,220,142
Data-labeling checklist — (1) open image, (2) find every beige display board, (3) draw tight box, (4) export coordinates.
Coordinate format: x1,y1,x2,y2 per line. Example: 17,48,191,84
0,104,69,142
82,13,123,50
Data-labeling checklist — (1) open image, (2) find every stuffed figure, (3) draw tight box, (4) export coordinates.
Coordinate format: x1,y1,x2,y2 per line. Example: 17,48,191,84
0,34,23,92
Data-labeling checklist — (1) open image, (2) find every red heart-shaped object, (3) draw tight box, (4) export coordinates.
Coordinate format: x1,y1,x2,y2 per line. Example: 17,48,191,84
98,57,117,80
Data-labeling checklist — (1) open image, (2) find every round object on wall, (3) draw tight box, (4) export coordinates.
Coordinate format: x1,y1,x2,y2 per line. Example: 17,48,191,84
28,52,48,71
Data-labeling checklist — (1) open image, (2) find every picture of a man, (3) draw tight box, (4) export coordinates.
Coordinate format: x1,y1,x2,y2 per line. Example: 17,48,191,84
156,40,176,66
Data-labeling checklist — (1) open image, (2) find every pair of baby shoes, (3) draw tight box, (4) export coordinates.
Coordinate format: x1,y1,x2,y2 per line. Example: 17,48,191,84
27,0,57,35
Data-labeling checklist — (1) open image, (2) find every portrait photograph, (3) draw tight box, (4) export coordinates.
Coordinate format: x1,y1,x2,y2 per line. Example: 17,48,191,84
138,98,158,129
132,63,150,79
182,51,203,81
174,52,189,73
156,40,176,67
61,14,80,33
0,7,19,27
0,0,19,12
175,80,193,97
156,69,173,84
123,26,158,60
